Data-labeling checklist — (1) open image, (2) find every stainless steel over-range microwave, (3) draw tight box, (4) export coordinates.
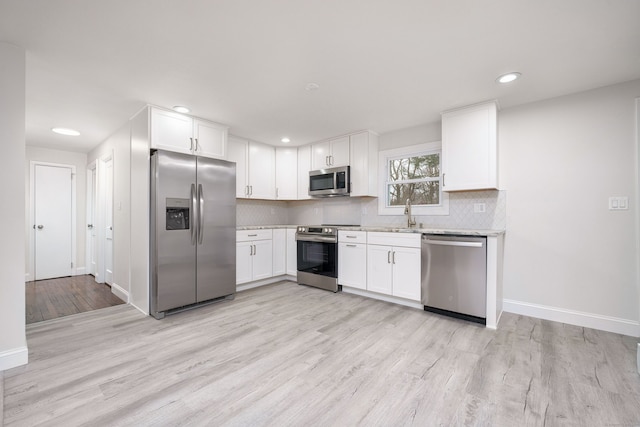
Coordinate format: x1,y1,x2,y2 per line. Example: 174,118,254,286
309,165,350,197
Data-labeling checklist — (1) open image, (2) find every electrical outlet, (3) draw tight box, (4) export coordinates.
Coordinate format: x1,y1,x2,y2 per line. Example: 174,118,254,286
609,197,629,210
473,203,486,213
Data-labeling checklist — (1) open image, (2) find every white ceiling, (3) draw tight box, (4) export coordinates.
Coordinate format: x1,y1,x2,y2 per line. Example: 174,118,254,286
1,0,639,152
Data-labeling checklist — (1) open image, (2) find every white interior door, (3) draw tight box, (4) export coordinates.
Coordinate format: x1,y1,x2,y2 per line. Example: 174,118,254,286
34,164,73,280
104,157,114,285
86,163,97,277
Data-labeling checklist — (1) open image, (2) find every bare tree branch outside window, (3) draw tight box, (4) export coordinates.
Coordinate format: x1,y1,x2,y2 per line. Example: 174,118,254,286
387,153,440,206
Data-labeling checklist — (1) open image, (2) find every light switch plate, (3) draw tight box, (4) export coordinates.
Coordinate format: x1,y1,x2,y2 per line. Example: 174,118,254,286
609,197,629,210
474,203,486,213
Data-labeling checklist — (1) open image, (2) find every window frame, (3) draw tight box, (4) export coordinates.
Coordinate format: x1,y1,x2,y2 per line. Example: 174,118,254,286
377,142,449,216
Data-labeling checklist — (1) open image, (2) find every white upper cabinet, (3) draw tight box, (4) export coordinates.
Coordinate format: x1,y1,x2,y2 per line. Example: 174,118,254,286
441,101,498,191
275,147,298,200
297,145,312,200
228,135,275,199
349,131,379,197
150,107,228,159
311,136,350,169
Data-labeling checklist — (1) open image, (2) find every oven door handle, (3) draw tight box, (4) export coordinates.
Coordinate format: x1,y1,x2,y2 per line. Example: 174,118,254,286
295,235,337,243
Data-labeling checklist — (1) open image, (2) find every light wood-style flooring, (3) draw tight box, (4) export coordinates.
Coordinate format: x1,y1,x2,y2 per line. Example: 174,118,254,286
26,275,125,324
4,281,640,426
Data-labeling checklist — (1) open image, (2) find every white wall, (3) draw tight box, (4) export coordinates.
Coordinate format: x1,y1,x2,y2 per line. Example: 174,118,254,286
24,147,87,280
0,42,27,370
87,123,131,300
500,79,640,334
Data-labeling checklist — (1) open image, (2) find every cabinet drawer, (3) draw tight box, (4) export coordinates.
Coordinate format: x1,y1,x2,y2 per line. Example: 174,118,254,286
338,230,366,244
366,232,421,248
236,229,273,242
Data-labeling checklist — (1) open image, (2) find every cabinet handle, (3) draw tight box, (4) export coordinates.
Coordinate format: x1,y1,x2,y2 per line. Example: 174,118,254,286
346,244,357,248
194,138,199,152
387,251,391,264
250,185,253,195
442,173,446,187
249,245,253,256
190,137,194,151
253,244,256,255
392,251,396,264
330,155,334,166
245,185,249,196
248,234,258,237
346,235,357,238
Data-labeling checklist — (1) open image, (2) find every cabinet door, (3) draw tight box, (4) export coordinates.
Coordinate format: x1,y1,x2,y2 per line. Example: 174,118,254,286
248,142,276,199
227,136,248,197
236,241,253,284
286,228,297,276
150,108,193,154
297,145,312,200
442,101,497,191
339,242,367,289
329,136,350,167
275,147,298,199
272,229,286,276
252,239,273,280
391,246,421,301
194,119,227,159
349,131,378,197
311,140,331,169
367,245,393,295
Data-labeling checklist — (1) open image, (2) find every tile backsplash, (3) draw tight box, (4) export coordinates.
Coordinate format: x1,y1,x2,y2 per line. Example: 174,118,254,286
237,190,506,230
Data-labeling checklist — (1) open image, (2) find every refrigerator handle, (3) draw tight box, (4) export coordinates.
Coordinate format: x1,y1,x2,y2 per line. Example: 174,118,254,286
190,184,197,245
198,184,204,244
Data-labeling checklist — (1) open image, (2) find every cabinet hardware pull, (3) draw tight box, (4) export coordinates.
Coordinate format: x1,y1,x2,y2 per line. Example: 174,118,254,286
392,251,396,264
253,244,256,255
442,173,446,187
346,235,357,238
387,251,391,263
248,234,258,237
190,137,194,151
194,138,199,152
250,185,253,195
330,155,333,166
346,244,357,248
245,185,249,196
249,245,253,256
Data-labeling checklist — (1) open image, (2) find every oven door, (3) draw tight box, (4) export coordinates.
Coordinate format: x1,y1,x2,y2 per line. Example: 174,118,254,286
297,239,337,278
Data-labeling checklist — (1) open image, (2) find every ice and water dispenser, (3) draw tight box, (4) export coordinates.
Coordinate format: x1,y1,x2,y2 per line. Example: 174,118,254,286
165,198,190,230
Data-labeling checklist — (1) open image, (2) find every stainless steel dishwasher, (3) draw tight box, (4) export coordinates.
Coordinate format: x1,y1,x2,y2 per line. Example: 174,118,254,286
421,234,487,324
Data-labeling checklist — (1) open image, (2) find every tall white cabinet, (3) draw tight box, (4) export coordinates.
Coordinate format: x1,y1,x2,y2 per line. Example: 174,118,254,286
275,147,298,200
227,136,276,199
441,101,498,191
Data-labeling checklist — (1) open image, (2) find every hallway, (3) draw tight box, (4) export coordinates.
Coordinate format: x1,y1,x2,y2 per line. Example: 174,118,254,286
25,275,124,324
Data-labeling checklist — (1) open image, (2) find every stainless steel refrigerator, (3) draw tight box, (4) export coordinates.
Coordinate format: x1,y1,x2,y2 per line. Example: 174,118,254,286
150,149,236,319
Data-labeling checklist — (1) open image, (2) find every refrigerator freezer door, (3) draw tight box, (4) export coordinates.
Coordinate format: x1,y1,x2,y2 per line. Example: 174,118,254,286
152,150,197,313
196,156,236,302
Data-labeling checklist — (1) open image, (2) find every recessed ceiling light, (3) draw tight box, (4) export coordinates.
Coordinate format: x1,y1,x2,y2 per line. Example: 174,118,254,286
281,137,291,143
305,83,320,91
173,106,190,113
496,72,521,84
51,127,80,136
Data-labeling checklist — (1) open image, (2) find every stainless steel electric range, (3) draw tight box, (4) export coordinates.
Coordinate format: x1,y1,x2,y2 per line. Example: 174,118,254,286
295,224,359,292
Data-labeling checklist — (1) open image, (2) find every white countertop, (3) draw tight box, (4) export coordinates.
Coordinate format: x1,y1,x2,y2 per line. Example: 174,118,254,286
237,225,505,236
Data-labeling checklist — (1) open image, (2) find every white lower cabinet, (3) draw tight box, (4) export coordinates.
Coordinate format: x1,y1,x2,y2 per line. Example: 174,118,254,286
272,229,286,276
236,230,273,284
286,228,297,276
338,230,367,290
366,232,421,301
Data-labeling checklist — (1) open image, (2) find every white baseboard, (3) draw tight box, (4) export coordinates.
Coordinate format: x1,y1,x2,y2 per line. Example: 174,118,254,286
236,275,296,293
110,282,129,303
74,267,86,276
24,273,30,282
342,286,423,310
503,299,640,338
0,345,28,371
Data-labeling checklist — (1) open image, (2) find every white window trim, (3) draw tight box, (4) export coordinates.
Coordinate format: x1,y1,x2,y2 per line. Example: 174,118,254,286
378,142,449,216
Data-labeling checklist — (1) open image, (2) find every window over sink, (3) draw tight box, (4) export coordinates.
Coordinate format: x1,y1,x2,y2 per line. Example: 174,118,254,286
378,142,449,216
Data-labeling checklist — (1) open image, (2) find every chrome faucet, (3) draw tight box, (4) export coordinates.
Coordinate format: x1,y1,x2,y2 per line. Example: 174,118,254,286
404,199,416,228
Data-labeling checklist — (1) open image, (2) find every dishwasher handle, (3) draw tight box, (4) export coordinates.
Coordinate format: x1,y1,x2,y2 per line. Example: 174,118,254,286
424,239,484,248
